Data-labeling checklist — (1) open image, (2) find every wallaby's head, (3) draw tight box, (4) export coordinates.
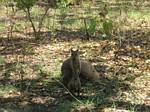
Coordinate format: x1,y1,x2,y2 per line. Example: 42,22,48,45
70,46,80,60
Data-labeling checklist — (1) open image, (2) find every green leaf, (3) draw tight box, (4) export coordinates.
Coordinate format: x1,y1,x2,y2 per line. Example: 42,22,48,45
63,19,76,25
0,56,5,65
102,20,113,37
58,0,73,8
15,0,36,9
87,19,97,36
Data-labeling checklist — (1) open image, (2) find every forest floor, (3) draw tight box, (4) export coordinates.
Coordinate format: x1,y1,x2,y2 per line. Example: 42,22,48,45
0,1,150,112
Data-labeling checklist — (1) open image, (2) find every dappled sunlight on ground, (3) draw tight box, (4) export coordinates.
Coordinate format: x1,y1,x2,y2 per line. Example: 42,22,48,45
0,0,150,111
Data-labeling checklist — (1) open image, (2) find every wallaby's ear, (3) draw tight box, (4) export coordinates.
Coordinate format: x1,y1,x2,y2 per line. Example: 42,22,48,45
70,46,79,52
70,47,73,53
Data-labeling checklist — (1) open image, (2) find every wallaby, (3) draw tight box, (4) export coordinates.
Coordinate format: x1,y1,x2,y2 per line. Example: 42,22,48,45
70,47,81,77
67,73,81,96
80,60,100,82
61,47,81,96
61,47,100,86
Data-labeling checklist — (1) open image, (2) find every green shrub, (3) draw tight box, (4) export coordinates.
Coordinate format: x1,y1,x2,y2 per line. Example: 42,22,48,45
0,56,5,66
15,0,36,9
87,18,97,36
102,20,113,38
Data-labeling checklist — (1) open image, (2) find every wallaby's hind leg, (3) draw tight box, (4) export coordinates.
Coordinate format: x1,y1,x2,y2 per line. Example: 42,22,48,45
61,68,72,87
62,75,68,87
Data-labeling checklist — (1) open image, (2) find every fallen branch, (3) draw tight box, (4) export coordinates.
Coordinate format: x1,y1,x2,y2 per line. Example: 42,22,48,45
51,77,83,104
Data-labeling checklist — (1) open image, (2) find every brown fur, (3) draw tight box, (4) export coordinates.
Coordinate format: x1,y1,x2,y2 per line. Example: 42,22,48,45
70,48,81,76
61,59,100,85
61,47,81,95
61,47,100,96
80,60,100,81
67,74,81,96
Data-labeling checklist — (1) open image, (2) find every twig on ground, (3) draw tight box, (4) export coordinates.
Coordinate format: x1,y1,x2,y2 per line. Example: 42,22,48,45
51,77,83,104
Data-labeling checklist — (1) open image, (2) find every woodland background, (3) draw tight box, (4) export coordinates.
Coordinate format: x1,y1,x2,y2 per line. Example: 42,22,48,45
0,0,149,112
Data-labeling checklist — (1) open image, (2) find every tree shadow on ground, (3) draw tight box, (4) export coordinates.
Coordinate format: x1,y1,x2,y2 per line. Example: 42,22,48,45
0,27,87,56
26,27,87,40
0,69,149,112
0,26,149,56
0,74,63,112
0,25,149,112
0,37,39,55
80,74,150,112
100,28,150,61
0,40,149,112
